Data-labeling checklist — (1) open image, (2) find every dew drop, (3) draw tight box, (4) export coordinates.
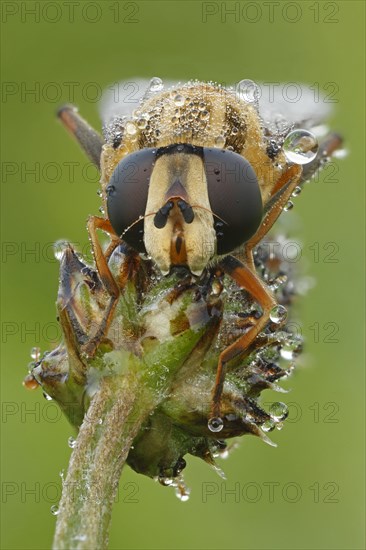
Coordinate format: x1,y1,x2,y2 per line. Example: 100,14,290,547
54,240,69,261
269,304,287,324
283,130,318,164
136,117,147,129
214,135,225,148
237,79,259,103
43,392,53,401
261,419,275,432
125,121,137,135
149,77,164,92
284,200,294,211
269,401,289,421
50,505,59,516
96,190,102,197
30,346,40,360
158,476,174,486
292,186,302,197
276,421,284,431
99,206,105,215
280,343,294,361
173,94,185,107
68,436,77,449
208,417,224,432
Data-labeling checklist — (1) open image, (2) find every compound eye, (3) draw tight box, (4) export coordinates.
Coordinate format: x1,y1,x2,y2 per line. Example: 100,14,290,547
203,148,263,255
106,148,157,253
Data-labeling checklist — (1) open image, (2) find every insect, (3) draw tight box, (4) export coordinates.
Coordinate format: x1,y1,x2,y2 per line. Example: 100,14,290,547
58,78,342,432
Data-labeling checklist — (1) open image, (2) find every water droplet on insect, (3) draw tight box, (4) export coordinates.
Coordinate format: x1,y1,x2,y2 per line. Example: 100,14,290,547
54,240,69,261
208,417,224,432
237,79,259,103
214,135,225,148
68,436,76,449
50,505,59,516
30,346,40,360
99,206,105,215
269,305,287,324
269,401,289,421
261,419,275,432
43,392,53,401
136,117,147,129
276,421,284,431
59,469,64,480
174,94,185,107
96,190,102,197
284,200,294,211
292,186,302,197
125,121,137,135
280,343,294,361
283,130,318,164
149,77,163,92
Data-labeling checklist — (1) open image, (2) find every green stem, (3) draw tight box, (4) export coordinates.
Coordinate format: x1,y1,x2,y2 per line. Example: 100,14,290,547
53,372,154,550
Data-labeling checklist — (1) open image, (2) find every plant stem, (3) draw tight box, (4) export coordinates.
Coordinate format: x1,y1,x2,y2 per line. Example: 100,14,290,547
53,372,154,550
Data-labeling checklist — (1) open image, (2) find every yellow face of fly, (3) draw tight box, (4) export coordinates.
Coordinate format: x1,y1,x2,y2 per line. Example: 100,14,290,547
102,81,290,276
143,151,215,276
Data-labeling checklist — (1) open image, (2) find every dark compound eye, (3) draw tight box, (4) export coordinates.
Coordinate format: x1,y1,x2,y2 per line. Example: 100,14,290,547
106,148,157,253
203,148,263,255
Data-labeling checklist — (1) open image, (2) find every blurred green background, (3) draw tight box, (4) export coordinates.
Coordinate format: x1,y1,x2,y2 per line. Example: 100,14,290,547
1,1,365,549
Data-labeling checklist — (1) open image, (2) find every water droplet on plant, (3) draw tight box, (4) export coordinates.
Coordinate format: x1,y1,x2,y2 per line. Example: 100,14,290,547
125,121,137,135
158,476,174,486
269,401,289,421
280,343,294,361
283,130,318,164
237,79,259,103
261,419,275,432
30,346,40,360
269,305,287,324
68,436,76,449
50,505,59,516
214,135,225,148
54,240,69,261
208,417,224,432
284,200,294,211
149,77,163,92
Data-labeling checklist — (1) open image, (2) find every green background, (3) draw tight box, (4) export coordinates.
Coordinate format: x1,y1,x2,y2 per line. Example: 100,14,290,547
1,1,365,549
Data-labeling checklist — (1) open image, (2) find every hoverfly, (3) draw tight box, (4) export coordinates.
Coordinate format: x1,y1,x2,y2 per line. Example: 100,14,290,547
58,78,342,432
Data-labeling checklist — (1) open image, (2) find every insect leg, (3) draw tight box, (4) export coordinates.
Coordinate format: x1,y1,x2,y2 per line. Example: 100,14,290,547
243,164,302,269
57,105,103,168
83,216,120,356
210,255,277,421
300,132,343,184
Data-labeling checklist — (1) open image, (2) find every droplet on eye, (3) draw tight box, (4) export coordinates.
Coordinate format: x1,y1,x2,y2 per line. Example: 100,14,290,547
283,129,318,164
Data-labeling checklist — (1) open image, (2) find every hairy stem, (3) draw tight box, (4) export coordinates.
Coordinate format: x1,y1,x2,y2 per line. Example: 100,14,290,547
53,372,154,550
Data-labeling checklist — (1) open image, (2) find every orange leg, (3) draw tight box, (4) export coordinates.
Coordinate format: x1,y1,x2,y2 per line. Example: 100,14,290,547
83,216,121,356
210,255,278,424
